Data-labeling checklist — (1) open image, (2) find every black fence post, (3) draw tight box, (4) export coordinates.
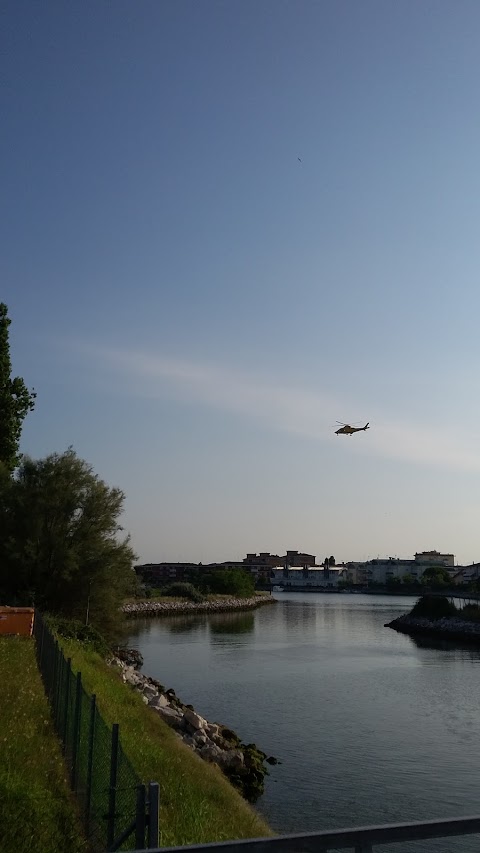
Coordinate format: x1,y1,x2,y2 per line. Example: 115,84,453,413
107,723,120,850
53,646,62,728
50,639,58,708
147,782,160,849
135,784,146,850
85,693,96,833
39,615,45,667
62,657,72,753
71,671,83,789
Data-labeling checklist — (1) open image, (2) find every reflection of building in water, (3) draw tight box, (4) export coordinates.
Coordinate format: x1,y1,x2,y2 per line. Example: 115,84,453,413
280,600,318,633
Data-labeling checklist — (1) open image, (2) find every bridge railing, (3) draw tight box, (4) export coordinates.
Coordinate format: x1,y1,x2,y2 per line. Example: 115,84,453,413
136,814,480,853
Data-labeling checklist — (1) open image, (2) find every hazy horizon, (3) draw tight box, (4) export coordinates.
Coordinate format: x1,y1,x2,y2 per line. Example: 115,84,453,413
4,1,480,565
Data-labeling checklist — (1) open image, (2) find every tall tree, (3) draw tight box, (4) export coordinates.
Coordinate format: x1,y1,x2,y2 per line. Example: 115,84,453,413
0,449,137,639
0,304,36,474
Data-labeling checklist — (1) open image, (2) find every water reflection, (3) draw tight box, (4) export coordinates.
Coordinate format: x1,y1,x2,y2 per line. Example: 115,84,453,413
406,632,480,658
209,612,254,635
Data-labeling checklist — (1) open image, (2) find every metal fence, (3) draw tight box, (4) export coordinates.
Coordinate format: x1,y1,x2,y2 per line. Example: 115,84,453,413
135,814,480,853
33,611,159,852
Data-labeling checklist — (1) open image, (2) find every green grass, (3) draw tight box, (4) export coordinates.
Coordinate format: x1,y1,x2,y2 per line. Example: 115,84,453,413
0,637,87,853
61,639,273,846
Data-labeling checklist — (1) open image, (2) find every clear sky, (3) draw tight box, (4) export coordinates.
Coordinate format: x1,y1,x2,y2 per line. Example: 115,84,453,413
3,1,480,565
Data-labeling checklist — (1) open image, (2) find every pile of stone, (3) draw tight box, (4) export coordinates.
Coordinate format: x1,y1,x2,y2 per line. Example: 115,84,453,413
111,653,276,802
386,614,480,641
123,596,274,617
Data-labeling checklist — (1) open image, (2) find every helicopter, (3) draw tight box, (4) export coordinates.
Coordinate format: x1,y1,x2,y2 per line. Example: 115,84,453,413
334,421,370,436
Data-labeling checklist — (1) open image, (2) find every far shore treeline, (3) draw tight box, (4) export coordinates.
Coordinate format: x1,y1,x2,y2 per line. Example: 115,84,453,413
0,304,256,642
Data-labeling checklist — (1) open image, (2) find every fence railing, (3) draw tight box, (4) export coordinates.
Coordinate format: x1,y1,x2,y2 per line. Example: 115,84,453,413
136,814,480,853
33,611,159,852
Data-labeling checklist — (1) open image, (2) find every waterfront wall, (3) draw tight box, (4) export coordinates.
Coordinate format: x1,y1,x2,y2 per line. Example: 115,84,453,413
123,595,275,617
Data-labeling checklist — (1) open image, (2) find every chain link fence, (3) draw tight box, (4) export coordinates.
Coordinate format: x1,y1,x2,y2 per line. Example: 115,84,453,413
33,611,159,852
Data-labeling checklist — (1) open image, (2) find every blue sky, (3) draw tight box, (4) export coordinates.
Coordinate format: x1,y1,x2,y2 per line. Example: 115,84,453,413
3,1,480,564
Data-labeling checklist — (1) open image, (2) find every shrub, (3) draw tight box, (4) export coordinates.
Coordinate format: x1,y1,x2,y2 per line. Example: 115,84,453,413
46,616,109,655
459,604,480,623
197,569,255,598
161,582,204,603
411,595,457,621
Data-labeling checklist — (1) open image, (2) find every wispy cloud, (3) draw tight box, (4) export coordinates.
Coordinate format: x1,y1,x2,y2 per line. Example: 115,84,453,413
77,343,480,474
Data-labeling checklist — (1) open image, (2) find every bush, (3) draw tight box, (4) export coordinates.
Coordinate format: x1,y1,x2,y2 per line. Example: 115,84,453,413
411,595,457,621
197,569,255,598
46,616,109,656
161,582,204,603
459,604,480,623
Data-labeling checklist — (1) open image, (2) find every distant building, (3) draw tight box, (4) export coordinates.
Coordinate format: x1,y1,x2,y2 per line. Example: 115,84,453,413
345,551,456,586
243,553,282,584
452,564,480,585
271,566,343,589
135,562,200,584
414,551,454,568
136,549,320,587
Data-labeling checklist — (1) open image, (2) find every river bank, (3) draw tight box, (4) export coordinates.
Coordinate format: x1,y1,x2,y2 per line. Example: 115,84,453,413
112,650,275,802
386,613,480,644
123,594,276,617
61,637,272,844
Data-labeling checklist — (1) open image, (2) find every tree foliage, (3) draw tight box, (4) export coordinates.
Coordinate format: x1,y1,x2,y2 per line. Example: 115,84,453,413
161,582,204,602
421,565,451,588
0,303,36,474
196,569,255,598
0,448,136,639
411,595,457,620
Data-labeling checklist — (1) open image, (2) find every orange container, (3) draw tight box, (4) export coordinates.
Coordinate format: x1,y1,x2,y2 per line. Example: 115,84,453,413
0,606,34,636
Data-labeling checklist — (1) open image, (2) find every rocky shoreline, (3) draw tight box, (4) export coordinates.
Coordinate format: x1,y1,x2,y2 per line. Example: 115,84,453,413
111,648,277,802
123,595,275,617
386,614,480,644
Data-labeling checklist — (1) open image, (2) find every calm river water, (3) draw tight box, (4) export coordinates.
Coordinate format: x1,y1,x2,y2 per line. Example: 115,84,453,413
127,593,480,851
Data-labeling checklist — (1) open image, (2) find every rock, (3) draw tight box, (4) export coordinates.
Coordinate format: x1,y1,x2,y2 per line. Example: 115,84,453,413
115,647,144,669
124,668,143,687
206,723,220,738
220,726,238,743
266,755,279,765
193,732,208,746
199,744,223,762
225,750,244,771
148,694,170,709
157,706,183,728
184,708,206,730
142,686,158,701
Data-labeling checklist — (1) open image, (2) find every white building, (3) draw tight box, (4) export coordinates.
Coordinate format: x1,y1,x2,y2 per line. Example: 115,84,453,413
271,567,343,589
345,551,456,585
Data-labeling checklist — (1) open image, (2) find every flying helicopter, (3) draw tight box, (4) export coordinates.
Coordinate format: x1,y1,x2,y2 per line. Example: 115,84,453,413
334,421,370,436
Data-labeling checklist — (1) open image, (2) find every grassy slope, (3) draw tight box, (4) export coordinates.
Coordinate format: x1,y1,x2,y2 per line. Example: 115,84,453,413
62,639,273,847
0,638,87,853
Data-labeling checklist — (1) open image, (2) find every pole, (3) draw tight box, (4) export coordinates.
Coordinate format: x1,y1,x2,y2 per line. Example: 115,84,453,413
71,671,83,789
85,694,96,833
107,724,119,849
135,785,146,850
147,782,160,849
